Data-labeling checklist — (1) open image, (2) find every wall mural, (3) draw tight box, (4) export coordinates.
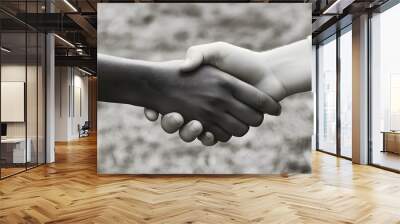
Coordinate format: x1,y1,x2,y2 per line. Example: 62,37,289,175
97,3,312,174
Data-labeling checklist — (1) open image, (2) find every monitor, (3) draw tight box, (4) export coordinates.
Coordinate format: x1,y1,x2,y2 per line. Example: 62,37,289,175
1,123,7,137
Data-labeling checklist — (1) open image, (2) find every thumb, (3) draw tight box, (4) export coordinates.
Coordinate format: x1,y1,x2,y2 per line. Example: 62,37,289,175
180,47,204,72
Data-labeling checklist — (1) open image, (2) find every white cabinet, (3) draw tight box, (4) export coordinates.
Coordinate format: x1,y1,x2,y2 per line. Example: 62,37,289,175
1,138,32,163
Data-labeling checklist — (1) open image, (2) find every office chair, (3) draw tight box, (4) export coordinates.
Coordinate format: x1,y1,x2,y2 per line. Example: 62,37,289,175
79,121,90,138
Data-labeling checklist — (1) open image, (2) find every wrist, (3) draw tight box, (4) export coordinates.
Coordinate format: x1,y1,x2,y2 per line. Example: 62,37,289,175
140,61,184,113
259,38,312,101
123,59,165,109
255,70,288,102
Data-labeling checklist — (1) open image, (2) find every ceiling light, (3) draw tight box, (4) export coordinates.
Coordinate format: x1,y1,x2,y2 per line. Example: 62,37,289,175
63,0,78,12
78,67,92,76
1,47,11,53
54,34,75,48
323,0,341,14
323,0,354,15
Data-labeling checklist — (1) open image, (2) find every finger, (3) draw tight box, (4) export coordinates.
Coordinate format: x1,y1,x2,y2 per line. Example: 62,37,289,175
198,131,217,146
179,120,203,142
228,101,264,127
180,42,226,72
229,77,281,115
144,108,159,121
215,113,249,137
206,124,231,142
161,112,184,133
180,47,204,72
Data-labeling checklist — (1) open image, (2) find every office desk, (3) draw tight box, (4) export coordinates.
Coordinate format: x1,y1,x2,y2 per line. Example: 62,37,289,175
1,138,31,163
382,131,400,154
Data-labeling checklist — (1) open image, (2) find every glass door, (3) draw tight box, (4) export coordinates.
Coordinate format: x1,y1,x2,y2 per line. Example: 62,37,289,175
317,35,337,154
1,30,28,178
0,1,47,179
339,26,352,158
370,3,400,171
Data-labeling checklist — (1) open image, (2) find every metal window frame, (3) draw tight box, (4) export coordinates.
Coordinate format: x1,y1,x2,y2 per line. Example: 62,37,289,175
0,0,47,180
315,21,353,161
367,0,400,173
315,0,400,172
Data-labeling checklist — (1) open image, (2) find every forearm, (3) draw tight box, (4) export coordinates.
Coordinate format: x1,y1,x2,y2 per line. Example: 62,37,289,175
98,53,160,108
204,39,312,102
259,37,312,101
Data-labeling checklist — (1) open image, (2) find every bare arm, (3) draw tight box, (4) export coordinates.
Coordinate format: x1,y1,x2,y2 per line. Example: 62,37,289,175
181,37,312,101
146,38,312,145
257,37,312,101
98,53,280,143
98,53,160,107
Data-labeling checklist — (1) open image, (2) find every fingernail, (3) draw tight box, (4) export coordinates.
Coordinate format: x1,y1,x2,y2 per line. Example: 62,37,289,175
189,121,202,133
171,114,183,126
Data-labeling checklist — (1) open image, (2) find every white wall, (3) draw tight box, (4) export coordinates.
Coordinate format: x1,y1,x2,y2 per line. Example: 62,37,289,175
1,65,26,134
72,73,89,138
55,66,70,141
55,67,89,141
1,65,40,138
1,63,46,164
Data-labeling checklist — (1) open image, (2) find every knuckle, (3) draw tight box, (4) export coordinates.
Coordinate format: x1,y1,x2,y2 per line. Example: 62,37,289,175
213,77,231,91
211,77,224,87
206,93,227,106
186,46,197,54
256,94,269,110
214,41,227,48
201,107,214,118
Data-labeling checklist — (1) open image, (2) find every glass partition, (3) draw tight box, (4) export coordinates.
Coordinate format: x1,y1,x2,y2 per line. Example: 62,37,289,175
0,1,46,179
339,27,352,158
370,3,400,171
26,0,41,169
38,32,45,165
1,30,28,177
317,35,337,154
27,30,38,169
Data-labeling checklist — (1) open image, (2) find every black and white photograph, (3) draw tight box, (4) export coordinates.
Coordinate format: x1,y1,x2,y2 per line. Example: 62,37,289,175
97,3,313,174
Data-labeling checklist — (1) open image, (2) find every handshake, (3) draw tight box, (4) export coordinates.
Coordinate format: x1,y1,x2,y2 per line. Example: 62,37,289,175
98,38,311,146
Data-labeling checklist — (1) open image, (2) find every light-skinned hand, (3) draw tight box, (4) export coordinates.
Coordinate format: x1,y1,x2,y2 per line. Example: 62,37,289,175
144,38,311,145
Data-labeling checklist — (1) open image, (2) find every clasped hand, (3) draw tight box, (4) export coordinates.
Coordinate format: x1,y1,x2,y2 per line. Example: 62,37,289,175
99,39,310,146
144,42,289,146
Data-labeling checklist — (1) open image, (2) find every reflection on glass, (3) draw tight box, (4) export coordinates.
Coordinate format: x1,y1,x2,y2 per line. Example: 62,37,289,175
1,31,28,177
38,33,46,165
318,37,337,154
371,4,400,171
0,1,47,179
340,28,352,158
27,31,38,169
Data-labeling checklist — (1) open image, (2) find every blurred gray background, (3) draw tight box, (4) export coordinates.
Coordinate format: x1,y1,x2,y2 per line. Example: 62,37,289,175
97,3,313,174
